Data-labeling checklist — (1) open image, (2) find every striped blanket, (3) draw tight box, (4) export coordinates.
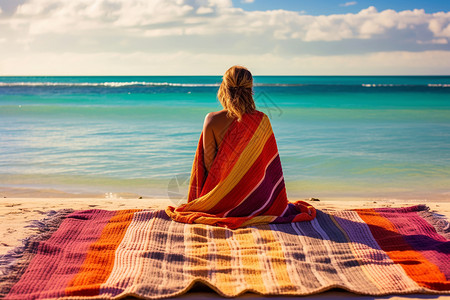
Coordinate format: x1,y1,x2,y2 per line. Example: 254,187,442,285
166,110,315,229
1,205,449,299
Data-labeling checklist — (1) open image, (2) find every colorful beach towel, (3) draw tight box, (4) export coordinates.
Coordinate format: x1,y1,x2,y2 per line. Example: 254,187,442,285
166,111,315,229
1,205,449,299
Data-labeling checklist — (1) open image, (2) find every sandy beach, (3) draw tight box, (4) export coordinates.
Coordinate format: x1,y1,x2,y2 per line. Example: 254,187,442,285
1,186,448,300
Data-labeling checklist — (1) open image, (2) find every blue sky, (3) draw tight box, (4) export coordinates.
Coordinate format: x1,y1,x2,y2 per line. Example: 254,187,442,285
233,0,450,15
0,0,449,75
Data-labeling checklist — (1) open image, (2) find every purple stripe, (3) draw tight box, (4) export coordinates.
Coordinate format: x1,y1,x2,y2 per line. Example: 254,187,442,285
6,210,116,300
256,177,285,216
375,208,450,279
226,155,283,217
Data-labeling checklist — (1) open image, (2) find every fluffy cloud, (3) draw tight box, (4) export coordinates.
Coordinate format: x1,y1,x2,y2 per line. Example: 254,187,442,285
0,0,449,75
2,0,449,42
429,15,450,38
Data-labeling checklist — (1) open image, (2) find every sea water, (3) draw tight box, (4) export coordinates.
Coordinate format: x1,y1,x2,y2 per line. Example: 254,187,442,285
0,76,449,200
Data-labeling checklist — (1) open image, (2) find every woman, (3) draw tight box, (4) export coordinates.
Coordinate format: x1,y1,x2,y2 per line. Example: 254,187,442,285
166,66,315,229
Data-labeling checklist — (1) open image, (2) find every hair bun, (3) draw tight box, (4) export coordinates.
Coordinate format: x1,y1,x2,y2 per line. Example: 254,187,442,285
217,65,255,120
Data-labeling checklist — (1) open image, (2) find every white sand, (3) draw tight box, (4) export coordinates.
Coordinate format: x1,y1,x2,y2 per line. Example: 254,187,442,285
1,187,449,300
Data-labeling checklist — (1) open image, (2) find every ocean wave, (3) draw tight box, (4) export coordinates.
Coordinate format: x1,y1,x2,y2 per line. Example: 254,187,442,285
428,83,450,87
362,84,404,87
0,81,310,87
0,81,449,88
0,81,221,87
362,83,450,87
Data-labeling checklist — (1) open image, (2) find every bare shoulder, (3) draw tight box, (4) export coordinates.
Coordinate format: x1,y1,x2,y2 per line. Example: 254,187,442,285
204,110,229,127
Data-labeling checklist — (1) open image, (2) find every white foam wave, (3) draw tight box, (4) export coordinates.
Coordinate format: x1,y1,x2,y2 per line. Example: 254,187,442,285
362,83,407,87
0,82,310,88
0,82,307,87
428,83,450,87
0,81,448,88
0,81,221,87
362,83,450,87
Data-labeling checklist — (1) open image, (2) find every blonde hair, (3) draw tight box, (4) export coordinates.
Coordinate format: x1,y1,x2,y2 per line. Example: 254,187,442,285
217,65,255,120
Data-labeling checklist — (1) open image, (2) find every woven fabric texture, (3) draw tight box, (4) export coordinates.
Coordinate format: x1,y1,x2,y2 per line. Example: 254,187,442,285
1,205,449,299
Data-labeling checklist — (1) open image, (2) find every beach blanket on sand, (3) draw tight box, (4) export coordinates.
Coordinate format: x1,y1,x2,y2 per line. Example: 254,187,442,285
166,111,315,229
0,205,449,299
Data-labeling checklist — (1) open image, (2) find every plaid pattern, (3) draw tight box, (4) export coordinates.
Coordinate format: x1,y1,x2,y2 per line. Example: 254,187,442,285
1,205,449,299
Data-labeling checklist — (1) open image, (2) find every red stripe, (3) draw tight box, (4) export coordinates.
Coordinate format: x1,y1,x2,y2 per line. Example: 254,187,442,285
6,210,115,299
357,209,449,290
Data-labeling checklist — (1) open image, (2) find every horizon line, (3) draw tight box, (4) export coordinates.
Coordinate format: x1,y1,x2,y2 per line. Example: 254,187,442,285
1,74,450,77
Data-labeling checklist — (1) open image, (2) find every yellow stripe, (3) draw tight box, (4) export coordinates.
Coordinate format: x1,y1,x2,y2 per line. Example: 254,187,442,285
185,224,209,277
192,215,276,228
193,216,228,226
257,227,295,292
233,227,266,292
183,115,273,212
210,227,235,294
240,215,276,227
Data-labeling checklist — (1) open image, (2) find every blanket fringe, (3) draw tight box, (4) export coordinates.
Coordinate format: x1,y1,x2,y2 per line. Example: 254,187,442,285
0,209,73,298
418,205,450,240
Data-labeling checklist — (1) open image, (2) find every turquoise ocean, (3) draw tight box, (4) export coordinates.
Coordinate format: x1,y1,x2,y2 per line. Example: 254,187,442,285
0,76,449,200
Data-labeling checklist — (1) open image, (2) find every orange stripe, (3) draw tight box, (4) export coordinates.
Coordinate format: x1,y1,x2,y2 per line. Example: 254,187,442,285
65,209,139,296
357,209,448,290
291,201,316,222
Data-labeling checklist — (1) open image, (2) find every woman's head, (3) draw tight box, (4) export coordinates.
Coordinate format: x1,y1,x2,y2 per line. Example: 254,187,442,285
217,65,255,120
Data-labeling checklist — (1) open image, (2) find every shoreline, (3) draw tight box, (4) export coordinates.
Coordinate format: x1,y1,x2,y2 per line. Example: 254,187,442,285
1,186,449,202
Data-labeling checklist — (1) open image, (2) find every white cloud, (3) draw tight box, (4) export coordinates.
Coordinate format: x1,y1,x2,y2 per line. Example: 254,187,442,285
197,6,214,14
241,0,254,3
2,1,449,42
429,17,450,38
0,0,449,75
340,1,357,7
